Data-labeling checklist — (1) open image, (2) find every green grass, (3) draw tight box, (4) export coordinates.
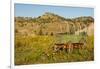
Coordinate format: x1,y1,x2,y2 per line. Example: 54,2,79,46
15,35,94,65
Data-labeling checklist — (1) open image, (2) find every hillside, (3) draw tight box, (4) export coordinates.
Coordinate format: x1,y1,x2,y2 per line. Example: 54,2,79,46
15,12,94,36
75,23,94,36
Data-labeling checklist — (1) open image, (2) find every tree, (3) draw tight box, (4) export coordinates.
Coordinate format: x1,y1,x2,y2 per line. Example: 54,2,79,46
38,29,43,35
45,32,48,35
70,24,75,34
80,31,87,36
50,32,53,36
15,29,18,33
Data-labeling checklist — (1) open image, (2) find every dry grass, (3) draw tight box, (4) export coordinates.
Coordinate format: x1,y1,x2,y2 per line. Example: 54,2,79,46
15,35,94,65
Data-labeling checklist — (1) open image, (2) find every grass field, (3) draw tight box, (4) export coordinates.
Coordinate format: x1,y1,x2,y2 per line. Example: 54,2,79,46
15,34,94,65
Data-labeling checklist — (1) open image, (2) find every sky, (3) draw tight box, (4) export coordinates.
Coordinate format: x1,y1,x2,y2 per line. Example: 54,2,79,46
15,3,94,18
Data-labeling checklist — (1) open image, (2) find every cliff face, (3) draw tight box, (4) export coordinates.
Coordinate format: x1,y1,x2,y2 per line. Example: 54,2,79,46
75,23,94,36
15,12,94,36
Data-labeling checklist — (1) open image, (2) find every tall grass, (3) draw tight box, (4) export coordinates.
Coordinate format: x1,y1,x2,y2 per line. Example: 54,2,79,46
15,35,94,65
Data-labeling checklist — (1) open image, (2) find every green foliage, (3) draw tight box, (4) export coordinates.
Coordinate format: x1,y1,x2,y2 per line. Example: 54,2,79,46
15,35,94,65
80,31,87,36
